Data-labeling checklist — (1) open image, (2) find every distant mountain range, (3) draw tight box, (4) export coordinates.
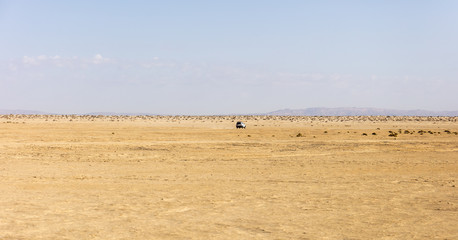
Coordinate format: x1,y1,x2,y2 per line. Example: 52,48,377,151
266,107,458,116
1,108,457,116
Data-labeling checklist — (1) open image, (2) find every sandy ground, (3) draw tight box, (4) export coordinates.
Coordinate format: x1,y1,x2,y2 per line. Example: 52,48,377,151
0,115,457,239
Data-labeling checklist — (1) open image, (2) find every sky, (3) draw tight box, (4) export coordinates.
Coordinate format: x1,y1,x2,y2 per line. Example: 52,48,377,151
1,1,457,115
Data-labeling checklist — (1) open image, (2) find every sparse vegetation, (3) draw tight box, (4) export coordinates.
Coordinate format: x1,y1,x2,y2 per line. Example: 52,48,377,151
388,131,398,137
296,133,303,137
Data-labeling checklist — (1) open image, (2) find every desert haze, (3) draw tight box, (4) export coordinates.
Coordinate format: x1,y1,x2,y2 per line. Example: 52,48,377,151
0,115,457,239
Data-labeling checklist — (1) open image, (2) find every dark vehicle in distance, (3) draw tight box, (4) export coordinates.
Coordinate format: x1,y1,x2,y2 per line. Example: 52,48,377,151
236,121,246,129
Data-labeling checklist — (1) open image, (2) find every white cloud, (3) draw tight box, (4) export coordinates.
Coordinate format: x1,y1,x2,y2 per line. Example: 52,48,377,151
37,55,48,60
21,55,63,66
11,55,437,91
92,54,111,64
22,56,37,65
14,54,113,69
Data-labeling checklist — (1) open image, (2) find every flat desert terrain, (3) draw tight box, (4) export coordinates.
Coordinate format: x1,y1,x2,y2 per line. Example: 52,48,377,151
0,115,457,239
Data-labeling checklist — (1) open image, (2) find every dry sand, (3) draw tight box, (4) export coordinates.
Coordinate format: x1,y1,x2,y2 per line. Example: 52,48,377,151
0,115,457,239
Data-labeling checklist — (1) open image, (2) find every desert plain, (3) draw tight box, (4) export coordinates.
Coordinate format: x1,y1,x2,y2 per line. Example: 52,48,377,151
0,114,457,239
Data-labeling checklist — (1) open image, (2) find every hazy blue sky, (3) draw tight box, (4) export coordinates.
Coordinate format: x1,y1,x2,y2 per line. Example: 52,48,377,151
1,1,457,114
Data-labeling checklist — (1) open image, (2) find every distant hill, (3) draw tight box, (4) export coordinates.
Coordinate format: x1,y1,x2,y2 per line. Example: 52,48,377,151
0,110,155,116
266,107,458,116
0,109,49,115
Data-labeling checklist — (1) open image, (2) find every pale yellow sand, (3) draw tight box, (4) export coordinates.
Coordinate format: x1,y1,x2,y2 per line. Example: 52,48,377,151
0,115,457,239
